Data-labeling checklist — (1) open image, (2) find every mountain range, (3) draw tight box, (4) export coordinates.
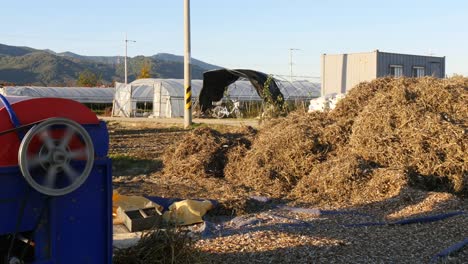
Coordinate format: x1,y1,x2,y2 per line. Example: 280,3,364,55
0,43,221,86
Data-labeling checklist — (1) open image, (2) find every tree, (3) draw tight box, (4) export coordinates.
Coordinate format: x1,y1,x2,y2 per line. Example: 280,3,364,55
138,62,152,79
77,69,101,87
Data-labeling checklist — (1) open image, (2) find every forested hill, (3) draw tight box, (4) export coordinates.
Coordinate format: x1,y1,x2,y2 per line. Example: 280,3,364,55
0,43,221,86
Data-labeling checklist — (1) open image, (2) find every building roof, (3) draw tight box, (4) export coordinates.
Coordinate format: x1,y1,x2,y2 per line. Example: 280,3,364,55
323,50,445,59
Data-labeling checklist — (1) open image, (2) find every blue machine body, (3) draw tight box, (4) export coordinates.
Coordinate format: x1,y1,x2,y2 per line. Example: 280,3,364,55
0,96,112,264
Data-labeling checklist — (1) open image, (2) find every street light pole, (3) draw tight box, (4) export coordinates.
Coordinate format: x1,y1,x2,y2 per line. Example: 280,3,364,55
184,0,192,128
289,48,300,82
124,33,136,84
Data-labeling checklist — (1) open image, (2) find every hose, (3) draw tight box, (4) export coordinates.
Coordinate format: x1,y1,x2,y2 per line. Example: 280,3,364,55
0,94,23,139
430,238,468,263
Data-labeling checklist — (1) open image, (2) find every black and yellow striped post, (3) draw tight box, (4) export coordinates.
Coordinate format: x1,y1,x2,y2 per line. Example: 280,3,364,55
183,0,192,128
185,85,192,110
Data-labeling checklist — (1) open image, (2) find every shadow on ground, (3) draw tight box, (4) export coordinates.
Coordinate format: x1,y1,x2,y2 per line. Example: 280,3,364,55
111,154,163,176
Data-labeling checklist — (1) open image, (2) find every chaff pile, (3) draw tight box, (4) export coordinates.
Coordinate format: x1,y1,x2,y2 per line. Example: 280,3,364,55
294,77,467,205
225,111,338,197
162,77,467,207
162,126,256,179
349,77,467,192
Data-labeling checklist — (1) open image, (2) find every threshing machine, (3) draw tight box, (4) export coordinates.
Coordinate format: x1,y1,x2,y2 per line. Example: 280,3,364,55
0,95,112,264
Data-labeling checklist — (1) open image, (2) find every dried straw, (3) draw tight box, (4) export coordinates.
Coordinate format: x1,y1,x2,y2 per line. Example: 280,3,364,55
161,77,467,205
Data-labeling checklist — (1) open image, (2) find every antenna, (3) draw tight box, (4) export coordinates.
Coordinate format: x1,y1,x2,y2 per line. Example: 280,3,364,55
124,33,136,84
289,48,300,82
428,49,435,56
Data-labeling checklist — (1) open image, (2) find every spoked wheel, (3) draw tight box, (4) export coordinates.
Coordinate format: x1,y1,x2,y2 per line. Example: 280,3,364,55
18,118,95,196
212,106,226,119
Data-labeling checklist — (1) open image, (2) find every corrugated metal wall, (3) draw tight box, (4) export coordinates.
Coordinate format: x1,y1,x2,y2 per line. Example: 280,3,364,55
376,51,445,78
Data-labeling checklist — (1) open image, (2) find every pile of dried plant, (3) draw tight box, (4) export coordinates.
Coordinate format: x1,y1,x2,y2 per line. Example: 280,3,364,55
156,126,256,216
160,77,467,207
326,78,412,146
162,127,224,178
329,77,406,122
162,126,256,179
290,151,408,207
113,225,204,264
223,78,404,198
224,111,338,197
349,77,467,194
291,77,467,205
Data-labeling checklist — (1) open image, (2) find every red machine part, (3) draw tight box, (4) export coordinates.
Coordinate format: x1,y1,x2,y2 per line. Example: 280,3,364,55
0,97,99,167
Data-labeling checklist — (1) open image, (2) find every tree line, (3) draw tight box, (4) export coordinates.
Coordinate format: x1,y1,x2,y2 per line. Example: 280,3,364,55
77,62,152,87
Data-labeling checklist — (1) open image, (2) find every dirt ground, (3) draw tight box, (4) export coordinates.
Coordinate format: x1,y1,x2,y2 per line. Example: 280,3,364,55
109,120,467,264
109,120,244,199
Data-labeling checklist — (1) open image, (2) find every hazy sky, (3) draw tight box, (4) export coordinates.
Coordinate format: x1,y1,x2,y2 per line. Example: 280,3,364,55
1,0,467,77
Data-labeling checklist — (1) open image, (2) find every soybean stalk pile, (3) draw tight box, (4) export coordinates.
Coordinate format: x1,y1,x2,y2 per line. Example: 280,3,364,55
162,77,467,207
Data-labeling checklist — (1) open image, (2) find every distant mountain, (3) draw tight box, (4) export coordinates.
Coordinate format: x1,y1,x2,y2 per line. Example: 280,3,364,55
0,43,222,86
0,51,116,86
54,51,121,65
152,53,220,71
0,44,37,57
53,51,221,70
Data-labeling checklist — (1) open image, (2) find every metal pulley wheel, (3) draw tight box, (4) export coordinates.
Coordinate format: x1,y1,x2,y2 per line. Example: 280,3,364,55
18,118,95,196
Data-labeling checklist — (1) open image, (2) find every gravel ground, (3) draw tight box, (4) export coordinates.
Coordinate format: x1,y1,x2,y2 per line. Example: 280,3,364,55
109,120,467,264
193,201,467,263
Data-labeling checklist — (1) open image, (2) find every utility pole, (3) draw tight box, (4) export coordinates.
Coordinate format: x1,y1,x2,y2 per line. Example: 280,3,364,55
289,48,300,82
184,0,192,128
124,33,136,84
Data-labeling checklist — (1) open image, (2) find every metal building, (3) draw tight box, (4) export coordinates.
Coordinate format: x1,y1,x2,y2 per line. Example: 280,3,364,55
321,50,446,95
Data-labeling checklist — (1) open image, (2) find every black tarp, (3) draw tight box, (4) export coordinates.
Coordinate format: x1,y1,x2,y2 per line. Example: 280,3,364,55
199,69,284,112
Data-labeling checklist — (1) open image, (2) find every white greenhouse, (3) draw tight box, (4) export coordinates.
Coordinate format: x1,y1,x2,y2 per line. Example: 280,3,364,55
113,79,204,117
112,78,321,118
0,86,115,104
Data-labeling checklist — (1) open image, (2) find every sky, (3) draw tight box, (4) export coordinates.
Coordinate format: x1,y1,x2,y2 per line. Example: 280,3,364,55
1,0,467,78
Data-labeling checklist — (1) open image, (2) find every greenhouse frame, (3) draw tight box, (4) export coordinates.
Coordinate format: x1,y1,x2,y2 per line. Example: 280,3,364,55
0,86,115,103
112,78,321,118
0,86,116,114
